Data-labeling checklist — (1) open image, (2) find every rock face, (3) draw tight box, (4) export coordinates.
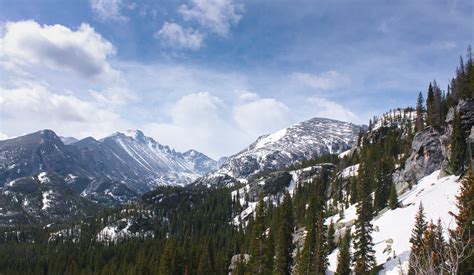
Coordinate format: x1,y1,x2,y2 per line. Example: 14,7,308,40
402,127,444,182
441,99,474,174
207,117,362,181
182,149,218,174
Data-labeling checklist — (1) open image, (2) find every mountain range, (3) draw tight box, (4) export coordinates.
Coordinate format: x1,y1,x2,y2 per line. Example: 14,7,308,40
0,117,362,224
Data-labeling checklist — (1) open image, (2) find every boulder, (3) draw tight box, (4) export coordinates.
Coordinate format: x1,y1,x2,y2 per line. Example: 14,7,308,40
402,127,444,183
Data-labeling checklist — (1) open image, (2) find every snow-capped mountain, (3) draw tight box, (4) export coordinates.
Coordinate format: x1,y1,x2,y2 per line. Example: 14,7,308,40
0,129,217,205
72,130,214,191
206,117,363,180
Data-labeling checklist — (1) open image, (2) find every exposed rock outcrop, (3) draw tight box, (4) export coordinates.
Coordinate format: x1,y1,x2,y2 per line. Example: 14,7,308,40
400,127,444,184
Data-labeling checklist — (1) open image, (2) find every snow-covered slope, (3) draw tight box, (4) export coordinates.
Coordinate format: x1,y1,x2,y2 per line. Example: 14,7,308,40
208,117,362,180
93,130,210,188
326,170,460,274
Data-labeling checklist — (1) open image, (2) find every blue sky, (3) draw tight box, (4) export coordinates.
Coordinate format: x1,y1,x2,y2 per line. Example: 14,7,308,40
0,0,472,158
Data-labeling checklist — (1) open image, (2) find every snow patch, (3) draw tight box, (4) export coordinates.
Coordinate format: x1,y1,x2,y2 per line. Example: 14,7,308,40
327,170,459,274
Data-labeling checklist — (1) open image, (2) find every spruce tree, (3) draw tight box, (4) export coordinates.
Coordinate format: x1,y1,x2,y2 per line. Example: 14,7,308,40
296,197,318,275
336,228,352,275
455,171,474,273
408,202,427,274
415,92,424,132
352,163,376,274
158,238,175,275
433,84,442,128
388,183,398,210
249,193,266,274
262,228,274,274
327,219,336,253
426,83,434,126
450,111,467,175
273,192,295,275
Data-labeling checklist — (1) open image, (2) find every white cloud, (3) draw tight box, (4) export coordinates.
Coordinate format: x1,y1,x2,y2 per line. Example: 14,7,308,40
292,71,349,90
90,86,138,107
0,133,8,140
0,82,127,139
237,90,259,102
308,97,360,124
89,0,127,21
140,91,294,158
143,92,240,158
233,98,292,137
155,22,204,50
0,20,117,80
178,0,242,36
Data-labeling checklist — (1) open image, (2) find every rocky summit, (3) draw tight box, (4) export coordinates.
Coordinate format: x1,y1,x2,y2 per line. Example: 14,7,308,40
204,117,363,181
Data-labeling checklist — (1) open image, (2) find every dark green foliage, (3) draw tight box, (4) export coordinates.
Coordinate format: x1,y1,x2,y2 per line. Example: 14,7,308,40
408,202,427,274
388,182,398,210
336,228,351,275
352,162,376,274
296,192,328,274
415,92,424,132
327,219,336,253
249,194,266,274
273,192,295,275
426,83,434,126
450,111,468,175
455,171,474,273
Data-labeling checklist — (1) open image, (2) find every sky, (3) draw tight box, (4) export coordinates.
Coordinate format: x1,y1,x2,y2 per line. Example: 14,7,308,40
0,0,472,159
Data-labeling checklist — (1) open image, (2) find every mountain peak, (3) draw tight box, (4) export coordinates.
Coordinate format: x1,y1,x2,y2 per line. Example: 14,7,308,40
124,130,146,142
209,117,363,180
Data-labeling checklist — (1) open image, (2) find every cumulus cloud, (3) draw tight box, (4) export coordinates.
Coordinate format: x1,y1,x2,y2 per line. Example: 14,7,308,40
237,90,259,102
89,0,127,21
155,22,204,50
178,0,242,36
292,71,349,91
233,98,293,137
0,20,117,80
0,133,8,140
308,96,360,124
0,82,127,139
143,92,237,158
141,91,294,158
90,86,139,107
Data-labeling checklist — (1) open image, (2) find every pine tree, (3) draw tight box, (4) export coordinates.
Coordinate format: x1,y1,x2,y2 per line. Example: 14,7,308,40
388,182,398,210
352,163,376,274
455,171,474,273
249,193,266,274
408,202,427,274
415,92,424,132
273,192,295,275
432,83,442,128
262,228,274,274
296,198,317,275
336,228,352,275
327,219,336,253
450,111,467,175
197,242,214,274
426,83,434,126
158,238,175,275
